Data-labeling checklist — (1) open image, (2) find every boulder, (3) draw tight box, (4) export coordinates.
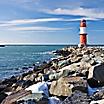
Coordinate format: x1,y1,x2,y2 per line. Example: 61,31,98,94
49,97,61,104
2,76,17,86
63,76,87,93
49,76,87,96
63,76,86,86
14,80,26,90
37,97,48,104
17,99,36,104
70,56,82,63
43,68,50,74
81,55,91,62
94,56,104,64
89,54,95,58
58,59,71,68
87,78,99,88
22,80,33,88
17,93,48,103
82,49,91,55
0,85,7,92
61,90,91,104
88,64,104,87
23,73,36,82
90,87,104,100
49,73,60,80
0,92,7,103
26,82,49,97
51,62,58,70
35,74,43,82
59,63,80,73
17,82,49,104
49,77,73,96
1,90,31,104
89,59,97,66
16,79,33,89
80,69,89,77
42,74,49,81
49,69,75,80
15,86,23,92
90,99,104,104
54,49,71,57
87,85,98,96
80,61,91,71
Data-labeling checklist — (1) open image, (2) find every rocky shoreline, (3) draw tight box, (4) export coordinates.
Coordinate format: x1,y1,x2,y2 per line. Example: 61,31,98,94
1,47,104,104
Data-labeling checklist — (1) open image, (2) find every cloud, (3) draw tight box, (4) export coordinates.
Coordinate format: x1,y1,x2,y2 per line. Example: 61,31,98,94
45,7,104,19
0,18,65,27
0,17,99,28
0,16,98,32
0,17,98,32
8,26,70,31
62,17,99,21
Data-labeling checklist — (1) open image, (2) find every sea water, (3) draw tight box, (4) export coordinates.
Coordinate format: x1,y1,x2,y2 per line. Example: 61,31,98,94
0,45,66,79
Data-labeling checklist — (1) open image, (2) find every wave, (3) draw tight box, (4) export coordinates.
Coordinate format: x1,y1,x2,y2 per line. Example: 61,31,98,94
34,51,53,55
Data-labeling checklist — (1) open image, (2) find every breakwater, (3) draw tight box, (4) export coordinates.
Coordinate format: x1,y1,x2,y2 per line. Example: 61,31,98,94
1,46,104,104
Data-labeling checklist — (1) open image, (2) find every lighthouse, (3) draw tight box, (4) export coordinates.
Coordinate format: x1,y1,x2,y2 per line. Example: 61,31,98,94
78,19,87,47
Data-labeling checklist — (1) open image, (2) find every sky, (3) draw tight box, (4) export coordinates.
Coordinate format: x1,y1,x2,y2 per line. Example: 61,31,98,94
0,0,104,44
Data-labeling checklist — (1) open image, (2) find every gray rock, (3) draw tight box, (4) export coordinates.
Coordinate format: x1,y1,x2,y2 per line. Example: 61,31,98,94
23,73,36,82
2,76,17,86
61,90,91,104
80,61,91,71
58,59,71,68
49,76,86,96
0,85,7,92
59,63,81,73
1,90,31,104
82,55,91,62
17,93,48,103
72,86,87,93
71,56,82,63
49,69,74,80
0,92,7,103
49,97,61,104
90,87,104,100
15,80,33,89
94,56,104,64
49,77,73,96
80,69,88,77
90,99,104,104
15,85,23,92
37,97,48,104
17,99,36,104
51,59,59,69
89,54,95,58
89,59,97,66
88,64,104,84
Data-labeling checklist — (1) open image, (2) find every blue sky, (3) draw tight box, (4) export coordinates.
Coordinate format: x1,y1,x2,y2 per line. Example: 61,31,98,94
0,0,104,44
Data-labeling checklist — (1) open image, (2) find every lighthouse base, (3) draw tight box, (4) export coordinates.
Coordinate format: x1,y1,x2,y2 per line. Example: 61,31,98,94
78,44,87,48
